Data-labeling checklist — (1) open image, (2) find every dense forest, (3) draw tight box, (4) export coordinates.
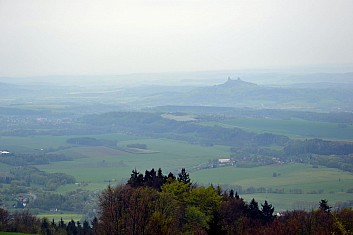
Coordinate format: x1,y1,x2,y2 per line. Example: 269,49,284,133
0,168,352,235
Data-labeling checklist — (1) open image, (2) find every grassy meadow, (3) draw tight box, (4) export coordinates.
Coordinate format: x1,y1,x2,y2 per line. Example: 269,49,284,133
201,117,353,140
24,136,231,191
192,164,353,211
0,135,70,153
191,164,353,191
37,213,83,223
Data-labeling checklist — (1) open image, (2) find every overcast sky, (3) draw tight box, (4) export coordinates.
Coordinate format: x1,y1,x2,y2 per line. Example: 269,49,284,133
1,0,353,77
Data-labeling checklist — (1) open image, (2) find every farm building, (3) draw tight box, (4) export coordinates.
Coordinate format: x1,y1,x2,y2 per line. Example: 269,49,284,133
218,158,236,166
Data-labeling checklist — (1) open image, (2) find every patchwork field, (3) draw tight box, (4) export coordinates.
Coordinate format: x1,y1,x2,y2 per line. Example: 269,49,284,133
1,123,353,212
26,135,353,211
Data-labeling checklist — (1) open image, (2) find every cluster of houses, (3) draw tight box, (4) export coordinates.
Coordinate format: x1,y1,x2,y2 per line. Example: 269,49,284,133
209,158,237,168
204,156,284,169
0,150,10,155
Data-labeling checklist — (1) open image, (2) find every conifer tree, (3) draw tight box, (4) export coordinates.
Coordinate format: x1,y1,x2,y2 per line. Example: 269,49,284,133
319,199,332,213
261,200,276,223
247,198,261,220
177,168,190,184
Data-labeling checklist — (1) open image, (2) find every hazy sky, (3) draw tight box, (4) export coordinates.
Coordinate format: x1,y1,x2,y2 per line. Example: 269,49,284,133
1,0,353,77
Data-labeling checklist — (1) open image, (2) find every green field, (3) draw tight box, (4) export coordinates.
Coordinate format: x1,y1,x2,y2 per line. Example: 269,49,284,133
32,136,230,191
191,163,353,211
0,135,70,153
37,213,83,223
192,164,353,190
201,117,353,141
0,133,140,153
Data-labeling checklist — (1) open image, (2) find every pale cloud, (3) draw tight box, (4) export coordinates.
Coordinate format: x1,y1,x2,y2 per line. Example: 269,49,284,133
0,0,353,76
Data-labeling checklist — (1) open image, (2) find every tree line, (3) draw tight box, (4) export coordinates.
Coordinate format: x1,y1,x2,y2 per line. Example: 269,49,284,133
67,137,116,148
0,208,96,235
0,166,75,191
30,189,97,215
82,112,353,155
152,105,353,124
0,153,72,166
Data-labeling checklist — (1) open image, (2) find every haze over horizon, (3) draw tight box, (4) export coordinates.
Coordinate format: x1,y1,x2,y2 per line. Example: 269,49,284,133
1,0,353,78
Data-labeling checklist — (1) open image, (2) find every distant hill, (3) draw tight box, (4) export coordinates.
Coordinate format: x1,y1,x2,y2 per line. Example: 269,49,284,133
0,82,32,96
285,72,353,84
216,77,257,89
1,72,352,112
139,77,353,112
